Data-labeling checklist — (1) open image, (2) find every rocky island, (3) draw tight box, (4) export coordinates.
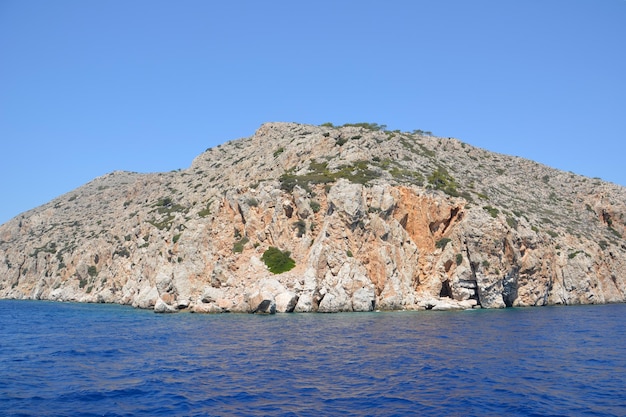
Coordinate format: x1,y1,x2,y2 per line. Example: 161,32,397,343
1,122,625,313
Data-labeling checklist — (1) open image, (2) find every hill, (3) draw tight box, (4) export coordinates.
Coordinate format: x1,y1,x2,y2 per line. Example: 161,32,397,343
1,122,625,312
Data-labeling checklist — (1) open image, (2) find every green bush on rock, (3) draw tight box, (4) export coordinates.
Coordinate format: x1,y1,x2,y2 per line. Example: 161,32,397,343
428,167,458,196
262,247,295,274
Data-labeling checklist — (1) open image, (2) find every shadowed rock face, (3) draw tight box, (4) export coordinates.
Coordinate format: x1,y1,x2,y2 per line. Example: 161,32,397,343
1,122,625,313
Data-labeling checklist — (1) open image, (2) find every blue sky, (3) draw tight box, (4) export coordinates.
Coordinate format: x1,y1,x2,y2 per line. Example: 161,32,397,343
1,0,625,224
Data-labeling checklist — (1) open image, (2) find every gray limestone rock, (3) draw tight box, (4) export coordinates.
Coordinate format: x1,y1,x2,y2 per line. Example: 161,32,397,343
294,292,314,313
317,287,352,313
275,291,298,313
201,286,225,304
247,291,277,314
154,298,177,313
352,287,376,312
327,180,365,225
1,122,625,312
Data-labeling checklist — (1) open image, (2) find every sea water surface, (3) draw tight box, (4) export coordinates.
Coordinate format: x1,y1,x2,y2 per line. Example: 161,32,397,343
1,300,625,416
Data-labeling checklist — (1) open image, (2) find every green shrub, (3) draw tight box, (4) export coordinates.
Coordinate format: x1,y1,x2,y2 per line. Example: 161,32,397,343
390,167,424,185
279,162,335,193
428,167,458,196
435,238,451,249
87,265,97,277
279,160,379,193
310,201,321,213
483,206,499,218
198,201,212,217
173,233,181,243
456,253,463,265
341,122,386,131
233,237,249,253
334,160,379,185
148,215,175,230
506,216,518,229
609,226,622,238
568,251,581,259
262,247,296,274
155,197,173,207
114,247,130,258
293,220,306,237
273,147,284,157
335,136,348,146
30,242,58,257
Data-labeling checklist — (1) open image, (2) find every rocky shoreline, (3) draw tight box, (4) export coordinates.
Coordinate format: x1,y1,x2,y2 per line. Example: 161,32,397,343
1,123,625,313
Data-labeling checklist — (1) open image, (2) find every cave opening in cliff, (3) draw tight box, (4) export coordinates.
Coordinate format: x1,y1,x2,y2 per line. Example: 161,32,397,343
439,279,452,298
501,269,519,308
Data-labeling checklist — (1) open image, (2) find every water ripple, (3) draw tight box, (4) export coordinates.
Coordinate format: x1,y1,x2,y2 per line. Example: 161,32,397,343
1,301,625,416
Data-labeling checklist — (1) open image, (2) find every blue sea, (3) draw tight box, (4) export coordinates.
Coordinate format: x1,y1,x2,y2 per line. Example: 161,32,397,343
1,300,625,416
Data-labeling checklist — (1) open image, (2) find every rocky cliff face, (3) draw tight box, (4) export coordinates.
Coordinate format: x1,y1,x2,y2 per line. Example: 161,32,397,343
1,122,625,312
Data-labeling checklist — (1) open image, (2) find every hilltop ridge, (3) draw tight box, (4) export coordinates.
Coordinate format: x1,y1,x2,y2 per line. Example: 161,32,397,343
1,122,625,312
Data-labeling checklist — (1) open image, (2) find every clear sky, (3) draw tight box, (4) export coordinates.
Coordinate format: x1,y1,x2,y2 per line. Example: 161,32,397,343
1,0,625,224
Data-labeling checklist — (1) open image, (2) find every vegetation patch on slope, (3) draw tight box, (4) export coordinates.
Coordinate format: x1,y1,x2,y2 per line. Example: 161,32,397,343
262,247,295,274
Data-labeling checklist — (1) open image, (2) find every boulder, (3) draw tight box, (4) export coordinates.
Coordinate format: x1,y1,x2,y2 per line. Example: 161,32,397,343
318,287,352,313
275,291,298,313
352,287,376,312
294,292,314,312
133,285,159,309
247,291,276,314
154,298,177,313
201,286,225,303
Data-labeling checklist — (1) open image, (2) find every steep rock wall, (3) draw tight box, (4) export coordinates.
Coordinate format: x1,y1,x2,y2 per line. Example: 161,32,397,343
1,122,625,312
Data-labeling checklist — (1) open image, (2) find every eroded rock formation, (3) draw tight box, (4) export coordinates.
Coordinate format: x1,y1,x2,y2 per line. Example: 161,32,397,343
1,122,625,312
